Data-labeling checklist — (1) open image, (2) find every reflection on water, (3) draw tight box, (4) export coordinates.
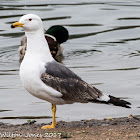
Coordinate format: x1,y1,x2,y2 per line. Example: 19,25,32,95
69,25,140,40
0,32,24,37
0,0,140,124
0,116,51,119
0,110,12,112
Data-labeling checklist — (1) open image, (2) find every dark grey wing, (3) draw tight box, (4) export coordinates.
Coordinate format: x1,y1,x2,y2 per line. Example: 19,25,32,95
41,73,103,102
45,61,82,80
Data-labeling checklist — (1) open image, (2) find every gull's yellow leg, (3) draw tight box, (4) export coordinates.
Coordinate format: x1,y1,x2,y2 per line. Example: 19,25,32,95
41,104,56,129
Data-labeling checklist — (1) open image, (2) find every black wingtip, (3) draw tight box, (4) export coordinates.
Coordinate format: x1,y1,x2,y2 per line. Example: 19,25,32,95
91,95,131,108
108,95,131,108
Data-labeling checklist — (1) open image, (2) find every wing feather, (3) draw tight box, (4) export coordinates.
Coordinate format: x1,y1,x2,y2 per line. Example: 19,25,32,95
41,73,103,102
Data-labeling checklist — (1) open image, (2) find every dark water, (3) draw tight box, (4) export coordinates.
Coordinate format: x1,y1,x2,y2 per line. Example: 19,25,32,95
0,0,140,124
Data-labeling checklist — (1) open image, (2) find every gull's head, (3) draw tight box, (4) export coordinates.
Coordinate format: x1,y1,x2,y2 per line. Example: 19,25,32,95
11,14,43,32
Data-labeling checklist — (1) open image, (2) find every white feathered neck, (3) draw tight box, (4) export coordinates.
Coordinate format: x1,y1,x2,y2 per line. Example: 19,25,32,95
25,29,54,62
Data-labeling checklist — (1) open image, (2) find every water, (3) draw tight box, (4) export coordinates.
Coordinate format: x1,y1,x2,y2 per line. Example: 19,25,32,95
0,0,140,124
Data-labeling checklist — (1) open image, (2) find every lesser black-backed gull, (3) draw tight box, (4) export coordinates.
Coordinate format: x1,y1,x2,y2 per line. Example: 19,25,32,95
11,14,131,129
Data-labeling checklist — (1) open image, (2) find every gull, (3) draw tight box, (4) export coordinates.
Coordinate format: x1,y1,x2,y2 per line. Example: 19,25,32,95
11,14,131,129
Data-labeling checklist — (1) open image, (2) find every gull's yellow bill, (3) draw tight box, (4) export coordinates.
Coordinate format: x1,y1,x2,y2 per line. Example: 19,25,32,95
11,21,24,28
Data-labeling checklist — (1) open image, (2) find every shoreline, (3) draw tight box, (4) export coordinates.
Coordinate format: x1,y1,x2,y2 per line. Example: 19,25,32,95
0,115,140,139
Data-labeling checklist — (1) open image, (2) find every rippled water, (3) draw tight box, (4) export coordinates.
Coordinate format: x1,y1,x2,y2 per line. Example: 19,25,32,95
0,0,140,124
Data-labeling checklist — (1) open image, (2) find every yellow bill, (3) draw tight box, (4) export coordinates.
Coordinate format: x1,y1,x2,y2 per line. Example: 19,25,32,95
11,21,24,28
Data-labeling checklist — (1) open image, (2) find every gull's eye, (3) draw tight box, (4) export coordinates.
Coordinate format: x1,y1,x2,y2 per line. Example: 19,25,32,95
29,18,32,21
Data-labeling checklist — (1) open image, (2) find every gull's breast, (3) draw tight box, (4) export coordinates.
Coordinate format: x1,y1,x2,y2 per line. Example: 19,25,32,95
20,56,45,94
19,56,65,104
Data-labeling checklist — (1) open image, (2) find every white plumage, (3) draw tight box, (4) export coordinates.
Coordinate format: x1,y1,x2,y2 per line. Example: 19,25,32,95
19,14,64,104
